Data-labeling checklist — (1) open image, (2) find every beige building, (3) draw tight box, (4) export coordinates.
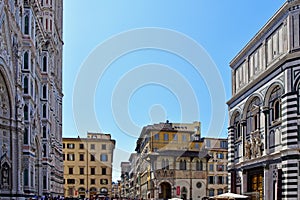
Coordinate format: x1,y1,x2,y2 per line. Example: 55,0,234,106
63,133,116,199
202,138,228,197
134,121,210,200
0,0,64,199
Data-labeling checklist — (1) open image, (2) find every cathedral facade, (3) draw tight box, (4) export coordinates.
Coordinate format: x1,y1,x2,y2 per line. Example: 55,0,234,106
0,0,63,199
227,1,300,199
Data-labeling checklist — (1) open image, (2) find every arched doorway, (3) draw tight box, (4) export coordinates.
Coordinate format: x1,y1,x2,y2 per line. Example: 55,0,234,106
90,187,97,200
0,69,12,192
159,182,172,200
181,186,188,200
78,187,85,199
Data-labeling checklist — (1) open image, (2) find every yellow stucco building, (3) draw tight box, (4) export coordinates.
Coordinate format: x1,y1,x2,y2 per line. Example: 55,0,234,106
63,133,116,199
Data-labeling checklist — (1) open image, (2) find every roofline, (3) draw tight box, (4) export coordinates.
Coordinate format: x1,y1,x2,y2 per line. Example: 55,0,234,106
229,1,290,68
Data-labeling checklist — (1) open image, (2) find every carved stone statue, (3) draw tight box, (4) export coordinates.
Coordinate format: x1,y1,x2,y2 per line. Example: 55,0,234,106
256,137,263,157
2,144,7,155
245,141,251,159
251,137,257,158
2,165,8,185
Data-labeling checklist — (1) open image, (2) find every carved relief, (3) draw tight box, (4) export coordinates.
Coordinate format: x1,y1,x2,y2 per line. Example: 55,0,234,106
245,134,263,159
0,75,10,118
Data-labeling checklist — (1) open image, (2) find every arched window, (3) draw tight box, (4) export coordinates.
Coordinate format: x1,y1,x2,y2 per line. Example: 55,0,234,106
42,56,47,72
233,112,241,140
24,104,28,121
43,144,47,157
24,128,28,144
24,52,29,69
269,86,282,123
196,160,203,171
42,85,47,99
246,97,261,136
24,168,29,186
42,126,47,138
24,15,29,34
180,159,186,170
165,159,169,170
269,130,275,148
162,159,165,170
42,104,47,118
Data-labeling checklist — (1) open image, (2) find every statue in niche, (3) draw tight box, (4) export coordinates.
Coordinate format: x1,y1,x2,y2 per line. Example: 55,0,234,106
251,136,257,158
2,164,8,186
256,136,263,157
245,140,251,159
2,144,7,155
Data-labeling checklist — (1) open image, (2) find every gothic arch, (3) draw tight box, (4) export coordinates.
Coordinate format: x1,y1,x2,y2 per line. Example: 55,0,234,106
0,62,15,116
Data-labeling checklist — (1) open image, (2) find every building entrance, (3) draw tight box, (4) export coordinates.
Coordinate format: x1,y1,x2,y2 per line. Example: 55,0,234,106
248,168,263,200
159,182,172,200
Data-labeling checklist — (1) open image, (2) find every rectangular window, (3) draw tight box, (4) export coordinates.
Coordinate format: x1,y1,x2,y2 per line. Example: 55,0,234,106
79,143,84,149
62,154,65,161
63,143,65,149
173,134,178,141
217,153,224,159
43,175,47,189
102,168,107,175
217,165,224,171
90,144,95,150
67,179,75,184
24,169,29,186
101,179,108,185
101,154,108,162
154,133,159,140
182,135,187,142
163,133,169,141
208,176,214,184
217,189,223,195
217,176,224,184
91,167,95,175
102,144,106,150
80,179,84,185
24,128,28,144
67,143,75,149
67,154,75,161
91,179,95,185
209,164,214,171
220,141,228,148
206,140,211,147
209,189,215,197
79,154,84,161
90,154,95,161
69,167,73,174
79,167,84,175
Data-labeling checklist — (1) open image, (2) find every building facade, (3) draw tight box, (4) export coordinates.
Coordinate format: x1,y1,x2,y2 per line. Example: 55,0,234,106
120,161,131,199
227,1,300,199
133,121,210,200
0,0,63,199
63,133,116,199
202,138,228,197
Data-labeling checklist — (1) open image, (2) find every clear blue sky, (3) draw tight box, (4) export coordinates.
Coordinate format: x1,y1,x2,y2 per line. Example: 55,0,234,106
63,0,285,181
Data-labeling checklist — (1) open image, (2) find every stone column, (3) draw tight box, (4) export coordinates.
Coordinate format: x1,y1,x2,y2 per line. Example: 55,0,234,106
262,106,269,155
